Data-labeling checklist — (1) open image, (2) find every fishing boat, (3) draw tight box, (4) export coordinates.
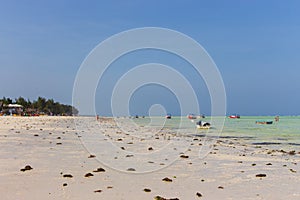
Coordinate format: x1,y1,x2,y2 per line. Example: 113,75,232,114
256,120,273,125
196,120,211,129
229,114,240,119
187,114,197,119
165,114,171,119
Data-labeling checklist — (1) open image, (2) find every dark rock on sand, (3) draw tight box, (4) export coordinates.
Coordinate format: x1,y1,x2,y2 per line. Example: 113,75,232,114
154,196,166,200
180,155,189,159
256,174,267,177
148,147,154,151
127,168,136,171
218,186,224,189
63,183,68,187
154,196,179,200
266,163,272,165
288,151,296,155
20,165,33,172
94,189,102,193
143,188,151,192
88,154,96,158
290,169,296,173
85,173,94,177
196,192,203,197
63,174,73,178
93,167,106,172
162,177,173,182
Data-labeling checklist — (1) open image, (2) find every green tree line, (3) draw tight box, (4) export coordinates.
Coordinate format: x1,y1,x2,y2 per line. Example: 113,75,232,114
0,96,78,116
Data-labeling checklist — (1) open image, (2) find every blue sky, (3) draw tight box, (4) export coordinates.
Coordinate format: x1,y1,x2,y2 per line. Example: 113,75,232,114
0,0,299,116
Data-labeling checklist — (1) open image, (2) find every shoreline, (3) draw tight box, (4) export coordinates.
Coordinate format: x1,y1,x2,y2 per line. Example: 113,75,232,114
0,116,299,199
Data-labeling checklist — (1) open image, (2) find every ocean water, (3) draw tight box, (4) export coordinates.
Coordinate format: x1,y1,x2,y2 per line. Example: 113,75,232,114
133,116,300,149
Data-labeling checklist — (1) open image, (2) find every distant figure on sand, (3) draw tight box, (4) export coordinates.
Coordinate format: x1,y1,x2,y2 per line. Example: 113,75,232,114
275,115,279,122
96,115,99,121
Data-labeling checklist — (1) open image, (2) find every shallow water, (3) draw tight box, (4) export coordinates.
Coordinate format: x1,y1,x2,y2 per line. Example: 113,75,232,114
133,116,300,149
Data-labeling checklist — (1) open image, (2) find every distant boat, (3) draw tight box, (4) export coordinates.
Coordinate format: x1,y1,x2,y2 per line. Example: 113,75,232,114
196,120,211,129
229,114,240,119
187,114,197,119
256,120,273,125
166,114,172,119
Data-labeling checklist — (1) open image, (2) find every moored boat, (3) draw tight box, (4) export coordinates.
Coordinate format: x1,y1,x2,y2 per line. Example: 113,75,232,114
187,114,197,119
256,120,273,125
229,114,240,119
166,114,171,119
196,120,211,129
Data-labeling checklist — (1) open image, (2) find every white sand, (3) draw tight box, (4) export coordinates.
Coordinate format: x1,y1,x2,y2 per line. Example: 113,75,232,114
0,116,299,200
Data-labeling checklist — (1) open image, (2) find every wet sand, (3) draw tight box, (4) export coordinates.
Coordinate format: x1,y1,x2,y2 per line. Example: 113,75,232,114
0,116,299,200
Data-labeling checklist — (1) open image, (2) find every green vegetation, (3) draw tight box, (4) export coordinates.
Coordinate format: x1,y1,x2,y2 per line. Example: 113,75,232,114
0,96,78,116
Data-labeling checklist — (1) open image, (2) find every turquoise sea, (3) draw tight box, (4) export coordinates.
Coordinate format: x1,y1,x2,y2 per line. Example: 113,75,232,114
133,116,300,150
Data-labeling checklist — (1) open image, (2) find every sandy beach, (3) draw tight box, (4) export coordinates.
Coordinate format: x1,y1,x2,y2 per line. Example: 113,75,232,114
0,116,299,200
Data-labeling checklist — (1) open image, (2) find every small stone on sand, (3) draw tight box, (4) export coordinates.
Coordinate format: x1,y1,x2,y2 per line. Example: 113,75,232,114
196,192,202,197
20,165,33,172
93,167,105,172
127,168,136,171
63,174,73,178
180,155,189,158
266,163,272,165
162,177,172,182
85,173,94,177
256,174,266,177
143,188,151,192
290,169,296,173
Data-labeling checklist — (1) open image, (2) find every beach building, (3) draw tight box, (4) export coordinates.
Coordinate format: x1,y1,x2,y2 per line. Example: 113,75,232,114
0,104,23,116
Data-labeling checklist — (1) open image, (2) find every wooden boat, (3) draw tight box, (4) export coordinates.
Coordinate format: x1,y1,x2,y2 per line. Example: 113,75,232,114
255,121,273,125
229,114,240,119
196,120,211,129
187,114,197,119
197,125,211,129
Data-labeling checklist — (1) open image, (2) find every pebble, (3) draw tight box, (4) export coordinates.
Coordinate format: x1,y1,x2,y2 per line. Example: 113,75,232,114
85,173,94,177
93,167,106,172
162,177,172,182
20,165,33,172
196,192,202,197
63,174,73,178
180,155,189,159
255,174,266,177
